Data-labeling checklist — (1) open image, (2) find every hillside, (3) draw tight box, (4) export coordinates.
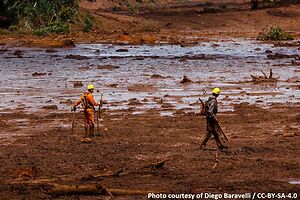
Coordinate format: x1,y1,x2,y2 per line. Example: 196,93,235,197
0,0,300,46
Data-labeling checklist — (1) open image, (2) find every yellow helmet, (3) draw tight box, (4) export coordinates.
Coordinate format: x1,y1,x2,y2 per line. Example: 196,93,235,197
87,84,94,90
212,87,221,95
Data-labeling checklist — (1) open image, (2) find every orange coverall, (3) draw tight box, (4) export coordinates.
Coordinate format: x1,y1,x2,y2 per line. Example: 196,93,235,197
73,92,98,128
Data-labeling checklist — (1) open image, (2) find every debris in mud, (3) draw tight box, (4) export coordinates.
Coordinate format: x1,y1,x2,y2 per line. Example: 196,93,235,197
211,43,220,47
175,54,208,60
80,138,93,143
179,57,187,62
250,69,278,83
212,153,219,169
286,77,300,83
283,126,299,137
180,76,193,84
25,181,161,197
128,98,141,106
79,66,90,71
62,40,76,48
0,48,8,53
116,48,129,52
65,54,89,60
13,50,24,58
45,183,108,196
291,59,300,66
265,49,273,54
42,105,58,110
161,103,175,109
144,160,166,169
283,132,299,137
15,167,38,181
107,83,118,88
128,84,156,92
151,74,163,78
73,81,84,88
267,53,300,60
151,74,170,79
32,72,47,76
45,49,57,53
97,65,120,70
60,99,73,105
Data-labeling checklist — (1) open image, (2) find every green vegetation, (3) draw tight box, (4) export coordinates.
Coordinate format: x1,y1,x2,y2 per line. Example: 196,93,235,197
83,14,95,33
257,25,294,41
0,0,79,35
35,21,70,36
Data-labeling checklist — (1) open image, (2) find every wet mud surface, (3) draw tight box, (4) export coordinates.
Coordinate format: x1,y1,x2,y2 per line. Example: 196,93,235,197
0,39,299,199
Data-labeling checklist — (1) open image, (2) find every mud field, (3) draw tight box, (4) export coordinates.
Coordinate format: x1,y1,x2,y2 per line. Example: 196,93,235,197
1,2,300,199
0,36,299,199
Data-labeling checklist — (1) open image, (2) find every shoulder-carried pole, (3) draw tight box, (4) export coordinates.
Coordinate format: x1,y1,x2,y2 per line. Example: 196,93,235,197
97,93,103,136
71,110,75,134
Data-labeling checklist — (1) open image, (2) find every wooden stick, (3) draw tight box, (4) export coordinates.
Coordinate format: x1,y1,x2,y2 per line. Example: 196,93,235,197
269,69,273,79
212,153,219,169
260,70,267,78
46,183,164,197
47,183,108,196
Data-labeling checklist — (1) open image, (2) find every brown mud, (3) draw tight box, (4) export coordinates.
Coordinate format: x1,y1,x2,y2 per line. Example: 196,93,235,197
0,103,299,199
0,1,300,199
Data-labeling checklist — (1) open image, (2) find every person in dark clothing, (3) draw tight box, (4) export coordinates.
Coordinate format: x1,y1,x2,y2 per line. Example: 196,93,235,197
251,0,259,10
200,88,227,150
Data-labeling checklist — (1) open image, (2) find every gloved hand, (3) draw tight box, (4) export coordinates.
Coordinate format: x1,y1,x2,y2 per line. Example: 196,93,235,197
71,106,76,112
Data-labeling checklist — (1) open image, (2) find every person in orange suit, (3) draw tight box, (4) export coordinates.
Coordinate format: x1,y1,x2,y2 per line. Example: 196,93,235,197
71,84,101,137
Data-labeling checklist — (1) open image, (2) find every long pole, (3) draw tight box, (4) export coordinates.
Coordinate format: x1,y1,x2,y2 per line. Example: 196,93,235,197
199,98,229,142
97,93,103,136
71,110,75,134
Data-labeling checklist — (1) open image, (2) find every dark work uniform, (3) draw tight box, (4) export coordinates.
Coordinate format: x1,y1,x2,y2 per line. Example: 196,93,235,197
201,96,224,148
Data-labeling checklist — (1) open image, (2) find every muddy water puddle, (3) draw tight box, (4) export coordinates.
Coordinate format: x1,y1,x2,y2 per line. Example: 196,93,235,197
0,39,299,117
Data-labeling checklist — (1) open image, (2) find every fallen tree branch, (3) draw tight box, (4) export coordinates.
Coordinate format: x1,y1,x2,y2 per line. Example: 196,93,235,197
47,183,110,196
9,181,165,197
47,183,164,197
250,69,278,83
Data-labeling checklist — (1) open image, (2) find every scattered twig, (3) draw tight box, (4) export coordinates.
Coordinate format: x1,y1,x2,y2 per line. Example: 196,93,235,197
212,153,219,169
260,70,267,78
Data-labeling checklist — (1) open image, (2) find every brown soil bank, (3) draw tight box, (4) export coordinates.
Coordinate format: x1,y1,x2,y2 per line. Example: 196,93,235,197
1,2,300,46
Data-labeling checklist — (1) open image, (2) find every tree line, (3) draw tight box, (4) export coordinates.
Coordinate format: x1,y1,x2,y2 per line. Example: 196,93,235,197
0,0,79,34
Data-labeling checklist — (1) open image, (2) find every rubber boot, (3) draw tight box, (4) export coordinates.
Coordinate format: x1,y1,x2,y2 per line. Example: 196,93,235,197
84,127,88,138
89,124,95,137
215,136,227,150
